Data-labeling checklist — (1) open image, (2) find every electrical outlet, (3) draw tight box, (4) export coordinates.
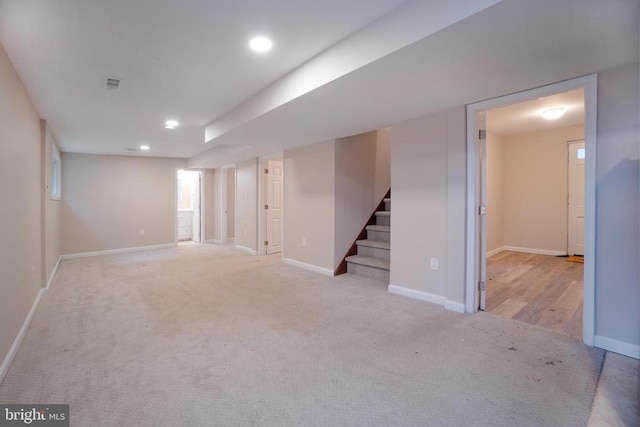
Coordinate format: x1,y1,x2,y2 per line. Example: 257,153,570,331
139,229,145,236
244,229,248,236
430,257,439,271
301,238,306,247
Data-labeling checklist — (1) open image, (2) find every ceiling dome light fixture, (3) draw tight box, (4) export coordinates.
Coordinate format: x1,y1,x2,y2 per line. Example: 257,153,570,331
541,107,566,120
249,36,273,53
165,120,179,130
140,145,150,151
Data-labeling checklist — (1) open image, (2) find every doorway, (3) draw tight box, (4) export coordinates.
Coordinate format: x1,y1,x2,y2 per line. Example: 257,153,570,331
176,169,203,243
466,75,597,346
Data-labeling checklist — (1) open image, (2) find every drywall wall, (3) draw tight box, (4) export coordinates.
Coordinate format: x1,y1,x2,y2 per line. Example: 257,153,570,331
235,159,258,251
227,167,236,239
334,131,380,268
283,140,336,271
0,42,44,374
41,121,61,280
375,127,392,201
391,111,449,299
503,125,584,253
204,169,220,242
60,154,186,255
594,63,639,353
486,131,505,254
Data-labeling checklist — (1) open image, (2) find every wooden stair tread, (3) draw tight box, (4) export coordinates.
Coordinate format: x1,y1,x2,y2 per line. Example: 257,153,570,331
356,239,390,250
375,211,390,216
383,198,391,203
346,255,390,271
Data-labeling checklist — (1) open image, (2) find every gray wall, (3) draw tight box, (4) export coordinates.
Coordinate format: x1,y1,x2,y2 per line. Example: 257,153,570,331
334,130,391,267
61,154,186,255
235,159,258,251
594,63,639,351
0,42,44,374
283,140,336,271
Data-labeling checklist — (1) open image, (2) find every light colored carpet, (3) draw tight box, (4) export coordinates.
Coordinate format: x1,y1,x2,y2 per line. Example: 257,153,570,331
0,244,604,426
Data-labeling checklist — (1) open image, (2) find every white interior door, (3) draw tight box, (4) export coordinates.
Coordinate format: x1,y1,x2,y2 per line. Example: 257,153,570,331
568,140,585,256
478,113,487,311
265,159,283,255
192,172,201,243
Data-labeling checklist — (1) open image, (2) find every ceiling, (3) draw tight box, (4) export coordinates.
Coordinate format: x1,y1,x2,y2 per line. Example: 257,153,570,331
0,0,638,167
486,88,585,137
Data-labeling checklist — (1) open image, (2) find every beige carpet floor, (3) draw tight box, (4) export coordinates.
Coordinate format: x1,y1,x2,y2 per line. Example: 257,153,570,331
0,243,604,426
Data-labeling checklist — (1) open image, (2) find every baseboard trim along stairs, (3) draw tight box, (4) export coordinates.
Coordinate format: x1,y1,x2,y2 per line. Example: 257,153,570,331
342,193,391,283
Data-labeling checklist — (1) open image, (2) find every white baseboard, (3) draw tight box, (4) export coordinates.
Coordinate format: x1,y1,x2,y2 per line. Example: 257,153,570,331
594,335,640,359
0,288,46,386
204,239,222,244
444,300,466,313
388,284,465,314
45,257,62,290
235,245,257,255
60,243,176,259
487,246,506,257
282,258,334,277
502,246,566,257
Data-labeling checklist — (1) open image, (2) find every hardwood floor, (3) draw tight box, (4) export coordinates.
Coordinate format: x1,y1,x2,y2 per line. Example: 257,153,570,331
486,251,584,339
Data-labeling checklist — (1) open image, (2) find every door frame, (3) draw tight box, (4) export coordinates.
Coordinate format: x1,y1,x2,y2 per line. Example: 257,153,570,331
258,152,284,256
465,74,597,347
220,164,236,244
174,168,205,243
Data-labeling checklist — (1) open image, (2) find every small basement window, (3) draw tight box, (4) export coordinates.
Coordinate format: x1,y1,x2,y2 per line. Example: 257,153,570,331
51,144,61,200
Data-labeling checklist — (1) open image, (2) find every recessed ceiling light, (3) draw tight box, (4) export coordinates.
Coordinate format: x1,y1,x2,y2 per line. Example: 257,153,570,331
249,36,273,53
165,120,179,129
140,145,150,151
541,107,566,120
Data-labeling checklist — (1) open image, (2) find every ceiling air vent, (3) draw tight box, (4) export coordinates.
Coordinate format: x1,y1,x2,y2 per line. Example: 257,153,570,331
103,76,121,90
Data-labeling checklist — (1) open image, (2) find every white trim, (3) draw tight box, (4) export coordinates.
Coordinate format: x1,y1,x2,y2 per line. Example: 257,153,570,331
465,75,597,348
444,300,466,313
282,258,334,276
235,245,257,255
486,246,505,258
389,284,446,305
60,243,176,259
501,246,566,257
594,336,640,360
204,239,222,244
45,257,62,290
0,288,46,385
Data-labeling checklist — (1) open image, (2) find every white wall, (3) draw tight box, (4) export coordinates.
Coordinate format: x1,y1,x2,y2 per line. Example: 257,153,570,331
61,154,187,255
375,128,392,201
594,63,639,353
391,111,450,299
486,131,504,254
235,158,258,252
502,126,584,253
283,140,336,272
0,41,45,376
334,131,383,267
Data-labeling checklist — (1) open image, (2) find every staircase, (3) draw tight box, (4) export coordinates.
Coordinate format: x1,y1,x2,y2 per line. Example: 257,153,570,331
345,197,391,282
